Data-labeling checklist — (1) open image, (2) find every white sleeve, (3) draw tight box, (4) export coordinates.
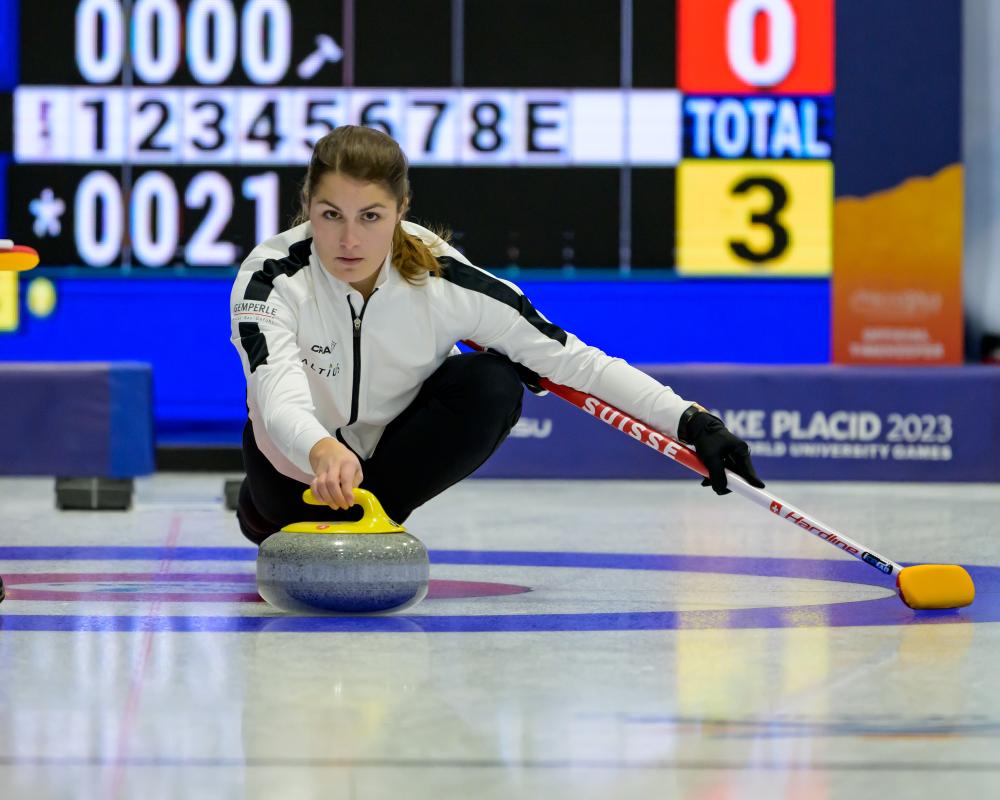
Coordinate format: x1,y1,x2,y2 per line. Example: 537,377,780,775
444,262,693,438
230,265,331,476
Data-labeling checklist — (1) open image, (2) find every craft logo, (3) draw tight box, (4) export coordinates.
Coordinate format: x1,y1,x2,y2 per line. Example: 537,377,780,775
770,501,783,515
311,342,336,354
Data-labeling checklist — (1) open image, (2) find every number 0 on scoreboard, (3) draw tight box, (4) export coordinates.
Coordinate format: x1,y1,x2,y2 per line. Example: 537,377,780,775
676,160,832,276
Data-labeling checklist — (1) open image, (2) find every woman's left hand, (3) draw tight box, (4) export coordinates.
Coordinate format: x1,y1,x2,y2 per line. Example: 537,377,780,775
679,409,765,495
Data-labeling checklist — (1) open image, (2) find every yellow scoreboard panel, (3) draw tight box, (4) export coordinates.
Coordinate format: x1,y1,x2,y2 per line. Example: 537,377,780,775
677,160,832,277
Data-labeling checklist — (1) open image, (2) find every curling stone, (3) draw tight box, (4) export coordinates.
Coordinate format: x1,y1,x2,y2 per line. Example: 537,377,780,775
257,488,429,614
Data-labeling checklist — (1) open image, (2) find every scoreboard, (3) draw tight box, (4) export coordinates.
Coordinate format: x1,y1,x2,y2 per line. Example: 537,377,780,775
5,0,834,273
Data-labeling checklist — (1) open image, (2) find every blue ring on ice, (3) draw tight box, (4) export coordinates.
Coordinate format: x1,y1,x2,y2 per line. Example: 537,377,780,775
0,546,995,633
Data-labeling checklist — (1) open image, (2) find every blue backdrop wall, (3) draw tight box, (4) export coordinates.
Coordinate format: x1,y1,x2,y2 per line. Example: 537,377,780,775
0,276,828,443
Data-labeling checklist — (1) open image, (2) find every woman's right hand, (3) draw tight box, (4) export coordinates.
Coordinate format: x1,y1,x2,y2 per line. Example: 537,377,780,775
308,437,364,509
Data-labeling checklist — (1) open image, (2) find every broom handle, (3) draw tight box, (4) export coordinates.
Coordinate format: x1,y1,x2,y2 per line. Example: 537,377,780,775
538,377,905,578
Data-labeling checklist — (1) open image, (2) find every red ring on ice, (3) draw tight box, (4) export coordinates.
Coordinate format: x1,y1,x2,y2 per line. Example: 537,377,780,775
0,572,531,603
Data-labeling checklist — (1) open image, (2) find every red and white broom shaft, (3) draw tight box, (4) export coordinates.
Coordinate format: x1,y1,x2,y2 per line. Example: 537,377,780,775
538,378,905,579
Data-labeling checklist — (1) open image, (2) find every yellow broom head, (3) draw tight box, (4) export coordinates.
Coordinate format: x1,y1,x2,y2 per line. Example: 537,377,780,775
897,564,975,610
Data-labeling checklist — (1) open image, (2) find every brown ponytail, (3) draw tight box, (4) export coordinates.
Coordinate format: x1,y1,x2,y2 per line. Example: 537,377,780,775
392,222,448,282
294,126,449,285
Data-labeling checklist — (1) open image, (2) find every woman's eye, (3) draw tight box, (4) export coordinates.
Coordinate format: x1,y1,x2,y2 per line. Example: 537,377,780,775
363,212,380,222
323,210,339,220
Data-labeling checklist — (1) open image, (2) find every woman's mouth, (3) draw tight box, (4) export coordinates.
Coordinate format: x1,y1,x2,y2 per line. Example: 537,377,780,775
337,257,363,265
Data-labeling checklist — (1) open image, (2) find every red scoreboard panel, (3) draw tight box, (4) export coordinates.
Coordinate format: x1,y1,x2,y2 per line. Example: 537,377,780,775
679,0,834,93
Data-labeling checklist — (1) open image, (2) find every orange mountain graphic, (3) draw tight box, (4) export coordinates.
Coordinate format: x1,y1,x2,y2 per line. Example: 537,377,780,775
833,164,963,364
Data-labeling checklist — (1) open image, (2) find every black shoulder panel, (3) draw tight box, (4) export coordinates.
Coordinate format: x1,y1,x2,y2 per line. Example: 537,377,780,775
238,236,312,372
435,256,568,346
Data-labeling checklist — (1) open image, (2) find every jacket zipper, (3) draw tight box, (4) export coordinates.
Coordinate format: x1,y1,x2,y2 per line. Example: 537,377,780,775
346,291,375,426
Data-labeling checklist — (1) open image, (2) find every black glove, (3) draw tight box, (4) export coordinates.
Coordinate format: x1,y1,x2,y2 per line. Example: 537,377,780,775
678,407,765,496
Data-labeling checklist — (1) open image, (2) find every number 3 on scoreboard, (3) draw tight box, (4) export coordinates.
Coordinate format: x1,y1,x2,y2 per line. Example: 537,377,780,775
729,176,788,263
676,160,832,276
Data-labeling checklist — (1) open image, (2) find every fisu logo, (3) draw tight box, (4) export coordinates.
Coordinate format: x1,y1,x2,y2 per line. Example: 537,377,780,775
509,418,553,439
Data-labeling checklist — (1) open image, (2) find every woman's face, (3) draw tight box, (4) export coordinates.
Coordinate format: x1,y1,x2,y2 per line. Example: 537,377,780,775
308,171,403,292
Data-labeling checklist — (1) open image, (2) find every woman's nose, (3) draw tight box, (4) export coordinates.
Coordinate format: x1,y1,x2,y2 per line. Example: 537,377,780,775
340,223,360,250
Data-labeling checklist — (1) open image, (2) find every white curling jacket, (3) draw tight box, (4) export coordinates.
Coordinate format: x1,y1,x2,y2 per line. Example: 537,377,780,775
230,221,692,483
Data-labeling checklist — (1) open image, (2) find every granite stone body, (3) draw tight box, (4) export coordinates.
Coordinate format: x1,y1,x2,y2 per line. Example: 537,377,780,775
257,531,430,614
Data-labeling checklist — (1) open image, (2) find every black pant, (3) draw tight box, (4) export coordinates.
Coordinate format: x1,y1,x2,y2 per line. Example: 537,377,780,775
237,351,524,545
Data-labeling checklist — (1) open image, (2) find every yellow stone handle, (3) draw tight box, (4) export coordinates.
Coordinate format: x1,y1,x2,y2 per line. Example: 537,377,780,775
0,245,40,272
287,487,406,534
